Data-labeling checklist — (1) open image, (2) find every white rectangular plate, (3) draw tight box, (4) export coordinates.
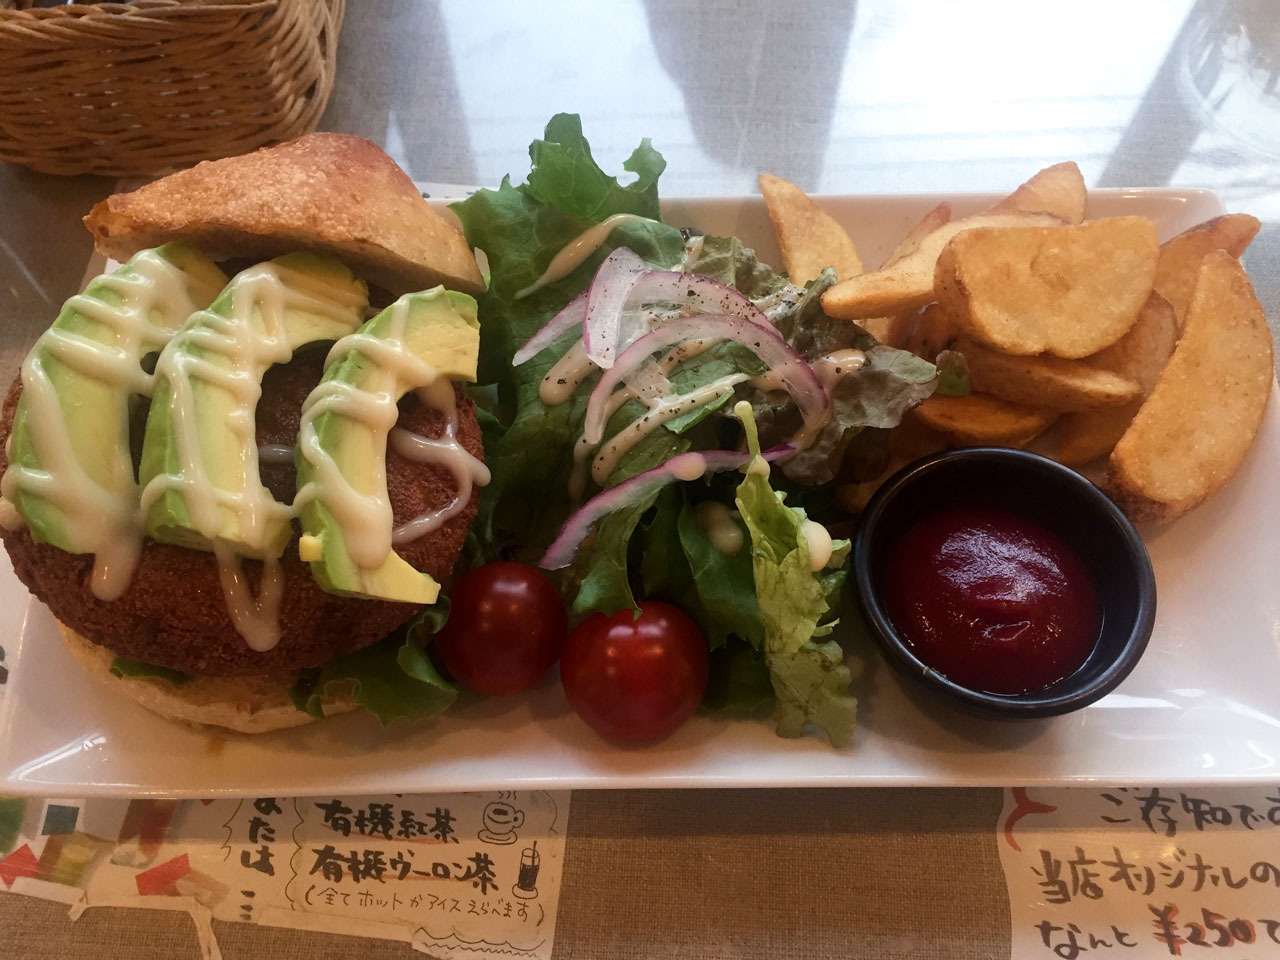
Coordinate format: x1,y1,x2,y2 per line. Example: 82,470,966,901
3,188,1278,797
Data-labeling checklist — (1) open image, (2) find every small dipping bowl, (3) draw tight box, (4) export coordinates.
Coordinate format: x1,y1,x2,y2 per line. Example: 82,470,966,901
853,447,1156,718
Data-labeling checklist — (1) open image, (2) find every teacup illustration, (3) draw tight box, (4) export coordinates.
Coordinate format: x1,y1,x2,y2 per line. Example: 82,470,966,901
477,801,524,844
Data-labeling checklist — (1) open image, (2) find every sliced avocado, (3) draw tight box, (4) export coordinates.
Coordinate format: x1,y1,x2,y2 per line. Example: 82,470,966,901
139,252,369,558
297,287,480,603
3,242,227,553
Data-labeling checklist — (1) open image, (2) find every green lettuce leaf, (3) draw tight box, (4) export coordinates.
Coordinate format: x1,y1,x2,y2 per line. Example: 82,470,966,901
725,264,945,486
683,236,790,300
288,603,457,725
110,657,192,685
571,485,665,615
733,404,857,746
527,114,666,221
676,497,762,649
702,639,774,714
450,115,686,560
934,348,972,396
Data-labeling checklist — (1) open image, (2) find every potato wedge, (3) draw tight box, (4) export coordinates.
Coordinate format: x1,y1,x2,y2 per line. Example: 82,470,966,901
1104,252,1273,522
882,201,951,268
957,337,1141,411
912,392,1057,447
935,216,1158,358
989,161,1086,224
889,414,949,461
1154,213,1260,330
900,302,957,360
1057,292,1177,464
855,316,899,344
820,211,1060,320
759,173,863,285
863,203,952,340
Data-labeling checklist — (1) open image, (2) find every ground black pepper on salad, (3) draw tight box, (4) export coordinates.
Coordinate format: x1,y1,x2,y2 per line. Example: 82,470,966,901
435,114,959,746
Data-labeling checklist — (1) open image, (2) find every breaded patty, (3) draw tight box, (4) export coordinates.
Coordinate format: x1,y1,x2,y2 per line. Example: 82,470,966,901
1,348,481,679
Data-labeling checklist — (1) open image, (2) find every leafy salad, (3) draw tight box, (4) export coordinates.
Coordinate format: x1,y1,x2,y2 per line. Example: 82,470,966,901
409,113,951,746
286,114,952,743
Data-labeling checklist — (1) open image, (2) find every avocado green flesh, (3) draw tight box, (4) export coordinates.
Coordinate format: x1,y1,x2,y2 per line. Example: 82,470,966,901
140,252,368,559
7,242,227,551
298,288,480,602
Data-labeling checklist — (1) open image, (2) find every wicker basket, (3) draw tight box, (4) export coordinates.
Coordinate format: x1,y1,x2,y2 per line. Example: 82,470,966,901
0,0,345,176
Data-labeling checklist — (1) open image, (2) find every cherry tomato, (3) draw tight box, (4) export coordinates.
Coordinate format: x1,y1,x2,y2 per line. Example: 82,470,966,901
434,562,568,695
560,601,709,743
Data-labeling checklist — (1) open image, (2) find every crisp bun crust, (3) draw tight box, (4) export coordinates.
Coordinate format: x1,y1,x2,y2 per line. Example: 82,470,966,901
83,133,484,296
58,621,357,735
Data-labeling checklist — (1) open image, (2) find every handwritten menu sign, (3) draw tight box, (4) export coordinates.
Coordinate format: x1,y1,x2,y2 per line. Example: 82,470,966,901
0,790,568,960
1000,786,1280,958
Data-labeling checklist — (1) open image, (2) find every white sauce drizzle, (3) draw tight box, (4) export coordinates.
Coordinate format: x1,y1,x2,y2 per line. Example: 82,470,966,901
681,234,705,265
0,250,222,600
695,500,743,555
589,373,748,487
799,518,834,572
0,498,19,531
670,453,707,482
389,380,491,545
528,230,864,506
564,339,718,499
540,339,594,406
215,545,285,652
6,257,484,655
516,213,654,300
296,295,489,574
140,261,366,651
812,348,866,392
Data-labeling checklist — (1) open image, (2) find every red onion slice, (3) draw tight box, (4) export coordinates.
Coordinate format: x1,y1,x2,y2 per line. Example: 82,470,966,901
582,314,829,445
513,291,587,366
583,247,649,369
626,272,774,331
539,444,795,570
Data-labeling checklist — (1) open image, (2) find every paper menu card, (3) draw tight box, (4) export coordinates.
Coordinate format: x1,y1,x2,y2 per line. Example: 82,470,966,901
1001,786,1280,958
0,790,569,960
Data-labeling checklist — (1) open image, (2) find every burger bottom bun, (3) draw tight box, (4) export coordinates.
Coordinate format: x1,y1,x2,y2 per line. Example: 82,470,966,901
57,622,358,735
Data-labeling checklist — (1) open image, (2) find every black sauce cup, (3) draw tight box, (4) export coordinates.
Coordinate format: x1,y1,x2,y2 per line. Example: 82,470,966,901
852,447,1157,719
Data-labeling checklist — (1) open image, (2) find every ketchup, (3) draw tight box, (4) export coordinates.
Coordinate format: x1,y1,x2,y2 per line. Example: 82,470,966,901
883,504,1099,695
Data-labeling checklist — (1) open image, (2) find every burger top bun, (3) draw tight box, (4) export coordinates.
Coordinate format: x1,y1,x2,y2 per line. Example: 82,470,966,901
58,622,359,735
83,133,485,297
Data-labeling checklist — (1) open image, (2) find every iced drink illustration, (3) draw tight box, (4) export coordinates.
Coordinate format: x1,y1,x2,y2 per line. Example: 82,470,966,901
513,841,539,899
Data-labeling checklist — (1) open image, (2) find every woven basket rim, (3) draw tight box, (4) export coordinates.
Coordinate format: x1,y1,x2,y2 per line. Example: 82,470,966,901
0,1,278,22
0,0,344,177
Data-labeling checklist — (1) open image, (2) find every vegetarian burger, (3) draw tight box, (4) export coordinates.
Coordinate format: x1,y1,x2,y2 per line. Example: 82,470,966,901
0,134,488,734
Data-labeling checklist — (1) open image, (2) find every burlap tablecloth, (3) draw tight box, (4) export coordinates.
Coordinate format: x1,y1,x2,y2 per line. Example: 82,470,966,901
0,789,1006,959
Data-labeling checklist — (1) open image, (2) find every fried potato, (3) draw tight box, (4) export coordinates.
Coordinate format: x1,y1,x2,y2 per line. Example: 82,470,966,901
957,337,1141,411
836,457,907,513
1153,213,1260,330
855,316,900,344
1104,252,1273,522
989,161,1086,224
889,414,949,461
862,206,956,344
900,302,957,360
837,416,952,513
912,392,1057,447
820,211,1060,320
1057,292,1178,464
882,201,951,268
759,173,864,285
935,216,1158,358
